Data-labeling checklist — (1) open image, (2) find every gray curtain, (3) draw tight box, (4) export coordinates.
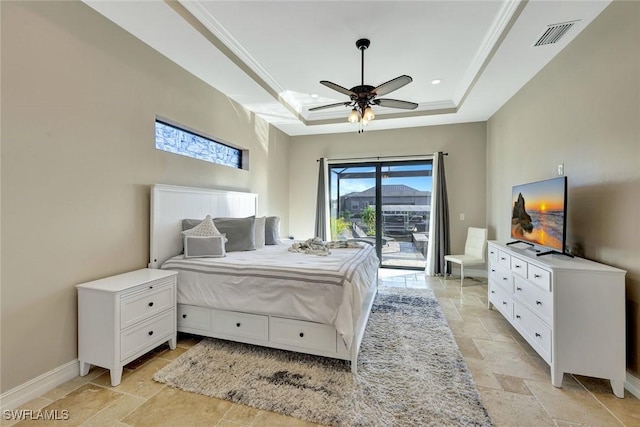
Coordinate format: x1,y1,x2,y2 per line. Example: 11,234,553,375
426,152,450,276
314,158,329,240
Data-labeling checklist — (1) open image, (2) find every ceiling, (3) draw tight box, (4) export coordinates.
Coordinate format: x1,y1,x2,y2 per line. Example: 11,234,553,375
83,0,611,137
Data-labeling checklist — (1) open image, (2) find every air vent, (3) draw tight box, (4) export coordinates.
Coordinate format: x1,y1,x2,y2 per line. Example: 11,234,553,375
533,21,578,47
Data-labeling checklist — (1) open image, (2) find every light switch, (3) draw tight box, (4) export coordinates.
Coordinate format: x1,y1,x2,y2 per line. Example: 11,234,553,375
558,163,564,176
459,213,465,221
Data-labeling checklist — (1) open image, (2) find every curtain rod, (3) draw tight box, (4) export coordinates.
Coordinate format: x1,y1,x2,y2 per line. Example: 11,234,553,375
316,153,448,162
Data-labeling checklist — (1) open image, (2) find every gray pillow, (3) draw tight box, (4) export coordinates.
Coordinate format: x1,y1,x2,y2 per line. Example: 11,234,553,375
265,216,281,245
213,216,256,252
184,235,226,258
182,218,203,231
255,216,266,249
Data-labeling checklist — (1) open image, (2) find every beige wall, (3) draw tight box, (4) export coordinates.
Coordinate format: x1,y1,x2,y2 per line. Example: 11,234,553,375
289,122,487,254
487,0,640,374
0,1,290,392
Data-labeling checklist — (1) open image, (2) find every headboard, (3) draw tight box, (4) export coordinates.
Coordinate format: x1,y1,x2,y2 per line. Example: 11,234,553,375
149,184,258,268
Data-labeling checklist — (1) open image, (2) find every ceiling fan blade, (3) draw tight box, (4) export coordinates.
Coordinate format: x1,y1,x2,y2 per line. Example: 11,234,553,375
308,102,351,112
373,75,413,97
373,98,419,110
320,81,356,97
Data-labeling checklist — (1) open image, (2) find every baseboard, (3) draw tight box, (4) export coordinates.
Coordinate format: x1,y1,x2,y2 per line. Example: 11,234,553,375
0,359,79,411
625,371,640,399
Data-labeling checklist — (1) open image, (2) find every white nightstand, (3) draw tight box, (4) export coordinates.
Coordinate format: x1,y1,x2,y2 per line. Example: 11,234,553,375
76,268,178,386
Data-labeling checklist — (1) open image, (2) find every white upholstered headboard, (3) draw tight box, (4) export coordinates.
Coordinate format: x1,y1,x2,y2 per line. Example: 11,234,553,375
149,184,258,268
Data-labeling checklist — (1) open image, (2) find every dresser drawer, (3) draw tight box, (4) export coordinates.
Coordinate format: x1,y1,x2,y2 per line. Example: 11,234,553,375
528,264,551,291
497,251,511,270
177,304,210,331
488,246,499,263
513,302,551,363
489,264,513,293
212,309,268,341
510,256,528,278
489,282,513,320
121,310,175,361
270,317,337,352
514,276,553,324
120,283,174,329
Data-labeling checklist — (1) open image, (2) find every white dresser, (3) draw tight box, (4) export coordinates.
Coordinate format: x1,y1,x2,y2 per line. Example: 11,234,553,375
76,268,178,386
487,241,627,397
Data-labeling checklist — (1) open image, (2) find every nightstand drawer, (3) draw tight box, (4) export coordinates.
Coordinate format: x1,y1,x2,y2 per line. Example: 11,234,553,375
212,309,268,341
121,310,175,361
121,283,174,329
270,317,336,352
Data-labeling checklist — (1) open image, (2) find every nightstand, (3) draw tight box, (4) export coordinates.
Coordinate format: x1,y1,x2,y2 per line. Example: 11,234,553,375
76,268,178,386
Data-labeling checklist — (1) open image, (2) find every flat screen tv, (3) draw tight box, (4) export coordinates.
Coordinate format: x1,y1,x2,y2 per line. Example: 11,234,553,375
510,176,567,255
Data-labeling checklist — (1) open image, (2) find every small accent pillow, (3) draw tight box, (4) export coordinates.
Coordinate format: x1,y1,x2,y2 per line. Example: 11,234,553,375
213,216,256,252
183,235,226,258
265,216,281,245
255,216,266,249
181,215,225,240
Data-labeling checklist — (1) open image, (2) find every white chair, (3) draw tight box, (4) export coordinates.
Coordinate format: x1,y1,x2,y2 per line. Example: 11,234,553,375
444,227,487,286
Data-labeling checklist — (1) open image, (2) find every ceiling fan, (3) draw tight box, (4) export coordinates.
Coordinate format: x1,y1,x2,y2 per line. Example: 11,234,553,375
309,38,418,131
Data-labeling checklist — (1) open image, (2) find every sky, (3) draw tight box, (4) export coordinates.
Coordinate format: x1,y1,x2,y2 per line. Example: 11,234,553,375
330,164,433,196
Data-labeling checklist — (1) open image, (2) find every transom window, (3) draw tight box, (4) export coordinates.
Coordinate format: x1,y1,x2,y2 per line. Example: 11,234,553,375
155,119,243,169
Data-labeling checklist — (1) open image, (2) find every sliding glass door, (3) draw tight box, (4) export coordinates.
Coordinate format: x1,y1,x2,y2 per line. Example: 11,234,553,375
329,160,432,269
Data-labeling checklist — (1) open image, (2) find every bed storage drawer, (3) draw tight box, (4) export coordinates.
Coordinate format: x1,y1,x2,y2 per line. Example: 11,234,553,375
270,317,336,352
212,309,268,341
177,304,210,331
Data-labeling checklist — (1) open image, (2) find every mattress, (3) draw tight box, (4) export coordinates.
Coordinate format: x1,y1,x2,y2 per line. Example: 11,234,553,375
161,243,379,346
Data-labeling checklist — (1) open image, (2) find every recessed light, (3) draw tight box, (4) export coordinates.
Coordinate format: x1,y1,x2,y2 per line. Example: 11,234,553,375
431,79,442,85
310,93,319,98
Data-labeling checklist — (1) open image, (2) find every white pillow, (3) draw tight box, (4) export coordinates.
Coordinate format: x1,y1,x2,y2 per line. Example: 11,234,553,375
255,216,266,249
181,215,225,241
184,235,226,258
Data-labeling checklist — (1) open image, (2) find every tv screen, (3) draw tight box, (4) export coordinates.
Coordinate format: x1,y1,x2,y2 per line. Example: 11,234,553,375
511,176,567,252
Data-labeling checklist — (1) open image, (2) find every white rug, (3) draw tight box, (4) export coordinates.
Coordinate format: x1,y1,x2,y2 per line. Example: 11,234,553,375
154,287,493,426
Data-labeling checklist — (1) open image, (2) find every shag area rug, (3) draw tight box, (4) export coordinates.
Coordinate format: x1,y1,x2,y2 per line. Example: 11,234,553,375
153,287,493,426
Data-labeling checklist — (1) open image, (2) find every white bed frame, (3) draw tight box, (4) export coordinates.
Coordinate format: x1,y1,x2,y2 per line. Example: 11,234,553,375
149,184,377,373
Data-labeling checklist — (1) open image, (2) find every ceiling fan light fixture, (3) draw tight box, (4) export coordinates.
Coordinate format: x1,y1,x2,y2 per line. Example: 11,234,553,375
363,106,375,121
348,108,360,124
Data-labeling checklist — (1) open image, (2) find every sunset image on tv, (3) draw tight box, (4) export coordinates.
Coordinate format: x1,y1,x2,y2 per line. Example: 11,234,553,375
511,177,566,251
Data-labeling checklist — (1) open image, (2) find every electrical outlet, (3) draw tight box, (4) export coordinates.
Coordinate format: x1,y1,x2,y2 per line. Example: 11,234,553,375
558,163,564,176
459,213,465,221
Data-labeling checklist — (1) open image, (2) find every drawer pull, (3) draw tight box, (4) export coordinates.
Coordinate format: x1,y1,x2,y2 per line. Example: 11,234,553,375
491,269,495,272
490,251,495,254
535,332,541,338
149,286,154,289
516,314,521,319
491,290,495,294
182,314,187,319
501,257,506,261
502,301,507,305
534,274,541,278
299,332,304,338
515,265,521,269
516,287,522,291
536,301,542,305
503,277,508,281
148,302,154,307
148,331,154,336
236,322,241,328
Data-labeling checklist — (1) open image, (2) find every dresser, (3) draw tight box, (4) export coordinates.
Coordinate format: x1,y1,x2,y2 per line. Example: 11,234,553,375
77,268,178,386
487,241,626,398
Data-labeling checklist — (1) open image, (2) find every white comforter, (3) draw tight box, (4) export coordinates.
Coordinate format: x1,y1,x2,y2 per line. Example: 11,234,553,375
161,243,379,347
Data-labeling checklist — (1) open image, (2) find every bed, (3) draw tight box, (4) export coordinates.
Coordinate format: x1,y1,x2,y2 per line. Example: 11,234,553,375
149,184,379,372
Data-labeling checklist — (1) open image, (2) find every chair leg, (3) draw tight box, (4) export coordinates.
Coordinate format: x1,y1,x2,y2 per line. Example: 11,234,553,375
460,265,464,286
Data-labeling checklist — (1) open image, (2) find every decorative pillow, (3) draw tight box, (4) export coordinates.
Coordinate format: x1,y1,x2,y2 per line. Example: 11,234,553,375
254,216,266,249
265,216,281,245
183,235,226,258
181,215,225,240
213,216,256,252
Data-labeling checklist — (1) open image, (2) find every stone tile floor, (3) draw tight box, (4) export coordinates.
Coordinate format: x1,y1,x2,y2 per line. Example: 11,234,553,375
3,270,639,426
